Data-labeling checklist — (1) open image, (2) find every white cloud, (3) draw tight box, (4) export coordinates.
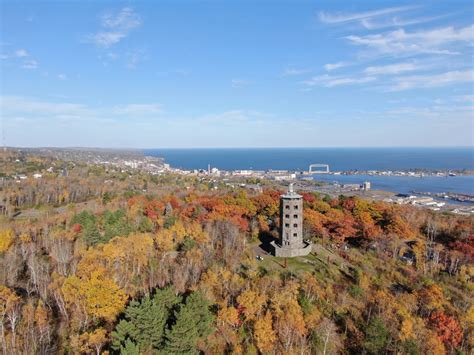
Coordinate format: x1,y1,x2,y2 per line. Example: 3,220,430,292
1,96,90,115
318,6,416,24
58,74,67,80
91,32,127,47
21,59,38,69
390,69,474,91
15,49,29,57
324,62,349,71
1,96,163,121
455,95,474,103
364,62,421,75
361,15,446,30
174,69,190,76
126,50,147,69
1,48,40,69
89,7,141,48
386,105,474,120
346,25,474,56
112,104,162,115
282,67,311,76
326,76,376,87
107,52,118,60
101,7,141,30
303,74,376,87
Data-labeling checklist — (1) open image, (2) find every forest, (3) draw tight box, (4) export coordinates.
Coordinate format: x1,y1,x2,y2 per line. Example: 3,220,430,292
0,152,473,354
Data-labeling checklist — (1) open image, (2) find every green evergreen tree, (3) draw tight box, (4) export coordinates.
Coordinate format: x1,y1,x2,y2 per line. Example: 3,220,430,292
120,339,140,355
111,320,136,351
362,317,389,354
401,339,421,355
138,216,154,232
164,292,214,354
71,210,103,246
111,287,181,352
103,209,132,241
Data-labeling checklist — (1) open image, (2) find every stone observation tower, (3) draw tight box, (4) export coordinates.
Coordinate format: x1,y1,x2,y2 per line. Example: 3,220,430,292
271,183,312,257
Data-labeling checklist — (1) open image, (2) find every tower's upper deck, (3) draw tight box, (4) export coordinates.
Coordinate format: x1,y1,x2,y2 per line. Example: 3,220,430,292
281,183,302,199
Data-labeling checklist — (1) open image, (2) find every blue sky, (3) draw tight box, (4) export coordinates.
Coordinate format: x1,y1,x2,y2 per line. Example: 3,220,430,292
1,0,473,148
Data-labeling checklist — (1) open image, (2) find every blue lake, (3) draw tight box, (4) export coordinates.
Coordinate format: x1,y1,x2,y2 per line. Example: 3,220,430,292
144,147,474,171
144,147,474,196
312,174,474,195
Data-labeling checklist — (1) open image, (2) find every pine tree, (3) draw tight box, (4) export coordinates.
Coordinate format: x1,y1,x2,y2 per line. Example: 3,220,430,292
111,287,181,352
363,317,389,354
111,320,136,351
120,339,140,355
164,292,214,354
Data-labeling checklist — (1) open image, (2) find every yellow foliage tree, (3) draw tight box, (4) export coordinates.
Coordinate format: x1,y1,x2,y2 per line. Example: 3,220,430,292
423,330,446,354
186,221,209,244
71,328,108,355
102,233,154,296
254,312,276,354
217,305,240,328
88,328,108,355
236,289,266,322
200,267,244,302
0,229,14,253
62,270,127,327
415,283,445,315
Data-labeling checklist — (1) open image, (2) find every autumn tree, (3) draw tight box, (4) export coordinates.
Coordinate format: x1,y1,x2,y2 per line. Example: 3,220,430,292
429,311,463,350
0,229,15,254
254,312,276,353
61,269,127,329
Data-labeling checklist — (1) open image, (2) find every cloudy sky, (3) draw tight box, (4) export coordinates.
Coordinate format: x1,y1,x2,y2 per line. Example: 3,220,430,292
1,1,473,147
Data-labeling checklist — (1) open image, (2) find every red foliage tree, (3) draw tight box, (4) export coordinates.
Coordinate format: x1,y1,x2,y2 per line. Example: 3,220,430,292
429,311,463,349
72,223,82,234
449,235,474,263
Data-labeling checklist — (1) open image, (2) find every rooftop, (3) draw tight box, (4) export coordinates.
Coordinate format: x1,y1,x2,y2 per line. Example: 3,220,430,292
281,183,302,199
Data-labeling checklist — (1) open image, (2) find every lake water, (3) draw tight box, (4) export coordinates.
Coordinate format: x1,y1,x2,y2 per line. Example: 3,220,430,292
144,148,473,171
312,174,474,195
144,148,474,196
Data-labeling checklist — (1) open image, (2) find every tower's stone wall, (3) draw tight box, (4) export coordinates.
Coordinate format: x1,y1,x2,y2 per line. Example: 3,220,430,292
280,196,303,248
271,184,312,257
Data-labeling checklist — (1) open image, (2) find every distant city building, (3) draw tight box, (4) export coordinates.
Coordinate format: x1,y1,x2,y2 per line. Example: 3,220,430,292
308,164,330,174
272,174,296,181
232,170,254,176
342,183,360,191
271,183,312,257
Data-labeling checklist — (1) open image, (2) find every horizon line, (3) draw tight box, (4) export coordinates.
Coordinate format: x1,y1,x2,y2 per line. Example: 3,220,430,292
4,146,474,150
